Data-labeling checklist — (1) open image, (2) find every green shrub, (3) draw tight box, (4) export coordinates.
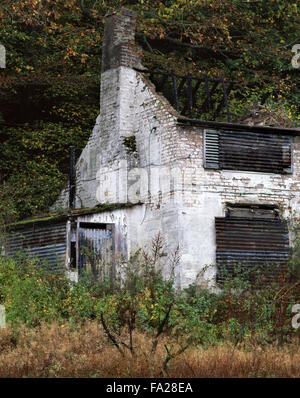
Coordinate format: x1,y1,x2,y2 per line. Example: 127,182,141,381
1,235,300,348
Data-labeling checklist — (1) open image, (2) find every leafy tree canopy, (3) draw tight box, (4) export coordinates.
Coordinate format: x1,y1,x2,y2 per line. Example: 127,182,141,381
0,0,299,221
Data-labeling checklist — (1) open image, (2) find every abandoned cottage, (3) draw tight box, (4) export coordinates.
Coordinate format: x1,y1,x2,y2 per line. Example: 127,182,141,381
5,8,300,289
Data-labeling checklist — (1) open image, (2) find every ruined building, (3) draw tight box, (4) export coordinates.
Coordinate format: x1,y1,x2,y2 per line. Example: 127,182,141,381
5,9,300,288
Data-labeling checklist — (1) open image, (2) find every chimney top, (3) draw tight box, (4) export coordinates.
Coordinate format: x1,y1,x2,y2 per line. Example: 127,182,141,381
101,8,141,72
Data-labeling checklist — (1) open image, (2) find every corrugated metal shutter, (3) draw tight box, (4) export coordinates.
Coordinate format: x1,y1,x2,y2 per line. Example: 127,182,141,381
215,217,290,282
204,130,292,173
78,223,114,282
5,221,67,271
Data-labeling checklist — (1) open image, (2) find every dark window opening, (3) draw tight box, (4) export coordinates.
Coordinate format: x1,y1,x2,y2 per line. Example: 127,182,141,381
79,222,108,229
70,241,76,270
204,129,292,174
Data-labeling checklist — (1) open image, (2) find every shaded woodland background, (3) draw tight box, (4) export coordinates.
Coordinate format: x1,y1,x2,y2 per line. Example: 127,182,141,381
0,0,299,223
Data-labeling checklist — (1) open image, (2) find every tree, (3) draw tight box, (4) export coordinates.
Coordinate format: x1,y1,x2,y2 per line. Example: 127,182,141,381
0,0,299,221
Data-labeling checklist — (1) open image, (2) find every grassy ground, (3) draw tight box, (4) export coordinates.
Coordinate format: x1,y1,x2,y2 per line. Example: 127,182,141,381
1,322,300,378
1,239,300,378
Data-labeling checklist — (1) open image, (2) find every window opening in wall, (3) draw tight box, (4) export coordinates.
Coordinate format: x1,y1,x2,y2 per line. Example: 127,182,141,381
215,204,290,284
204,129,292,174
70,241,76,270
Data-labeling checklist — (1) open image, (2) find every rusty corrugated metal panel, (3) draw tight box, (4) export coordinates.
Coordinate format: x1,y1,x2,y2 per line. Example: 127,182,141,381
78,223,114,282
204,130,292,173
5,221,67,271
215,217,290,282
219,131,292,173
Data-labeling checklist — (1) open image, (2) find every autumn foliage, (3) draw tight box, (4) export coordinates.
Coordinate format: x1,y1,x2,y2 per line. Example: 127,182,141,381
0,0,299,221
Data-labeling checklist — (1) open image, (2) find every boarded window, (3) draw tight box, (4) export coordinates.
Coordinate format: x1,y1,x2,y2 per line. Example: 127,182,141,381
78,222,114,282
215,208,290,283
204,129,292,173
5,221,67,272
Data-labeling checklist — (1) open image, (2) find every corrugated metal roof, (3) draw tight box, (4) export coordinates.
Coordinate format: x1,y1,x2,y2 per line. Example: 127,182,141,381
8,203,138,230
177,117,300,136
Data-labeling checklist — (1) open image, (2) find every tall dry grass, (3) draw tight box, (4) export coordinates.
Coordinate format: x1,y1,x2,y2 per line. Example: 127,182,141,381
0,321,300,378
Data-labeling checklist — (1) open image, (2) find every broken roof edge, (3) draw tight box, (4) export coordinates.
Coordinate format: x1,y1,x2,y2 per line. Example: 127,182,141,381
177,117,300,136
7,202,140,230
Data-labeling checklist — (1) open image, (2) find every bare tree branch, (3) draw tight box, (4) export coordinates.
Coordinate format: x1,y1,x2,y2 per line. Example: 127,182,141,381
160,343,189,376
100,312,124,356
151,303,173,354
135,32,237,57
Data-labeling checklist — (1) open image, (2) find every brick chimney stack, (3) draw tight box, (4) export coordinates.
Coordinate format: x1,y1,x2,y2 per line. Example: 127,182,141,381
101,8,141,72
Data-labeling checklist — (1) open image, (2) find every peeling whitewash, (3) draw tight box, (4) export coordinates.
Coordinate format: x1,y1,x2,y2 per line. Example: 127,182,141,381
53,8,300,289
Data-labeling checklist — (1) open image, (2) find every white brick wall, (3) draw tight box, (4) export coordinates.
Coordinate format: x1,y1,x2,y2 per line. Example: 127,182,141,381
53,62,300,288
